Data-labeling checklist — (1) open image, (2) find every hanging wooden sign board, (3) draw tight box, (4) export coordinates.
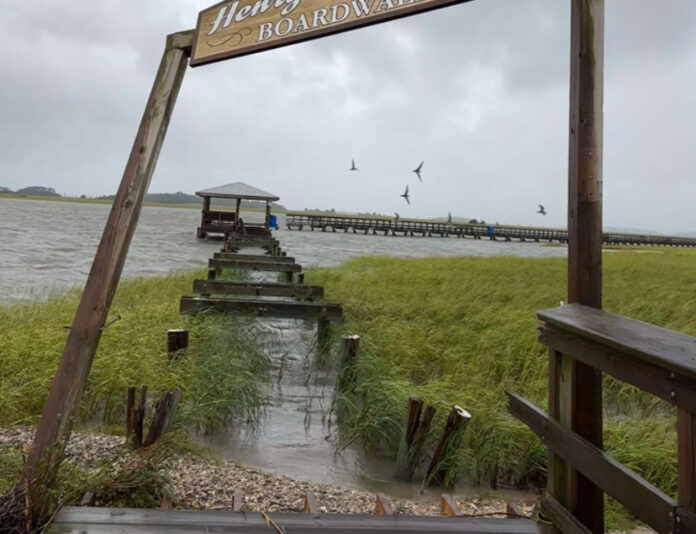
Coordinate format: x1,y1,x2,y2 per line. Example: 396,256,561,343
190,0,474,66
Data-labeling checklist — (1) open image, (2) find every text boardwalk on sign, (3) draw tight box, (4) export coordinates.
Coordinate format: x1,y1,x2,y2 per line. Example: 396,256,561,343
191,0,475,66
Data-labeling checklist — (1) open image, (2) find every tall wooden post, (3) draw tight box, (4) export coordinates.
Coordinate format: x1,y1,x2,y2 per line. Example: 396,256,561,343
24,30,193,506
558,1,605,532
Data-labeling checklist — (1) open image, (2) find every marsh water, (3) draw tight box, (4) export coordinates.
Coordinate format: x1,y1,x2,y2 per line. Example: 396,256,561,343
0,198,566,496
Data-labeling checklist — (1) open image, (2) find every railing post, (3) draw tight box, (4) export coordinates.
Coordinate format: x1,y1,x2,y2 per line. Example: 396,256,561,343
563,0,605,531
678,410,696,510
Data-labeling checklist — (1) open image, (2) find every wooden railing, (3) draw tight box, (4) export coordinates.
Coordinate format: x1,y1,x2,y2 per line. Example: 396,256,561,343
509,303,696,533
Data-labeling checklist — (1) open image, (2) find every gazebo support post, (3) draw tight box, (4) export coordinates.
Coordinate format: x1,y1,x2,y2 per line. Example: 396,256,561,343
22,30,193,518
549,1,605,532
265,201,271,232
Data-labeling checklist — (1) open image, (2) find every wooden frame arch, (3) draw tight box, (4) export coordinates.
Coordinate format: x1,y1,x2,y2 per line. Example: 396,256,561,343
25,1,606,531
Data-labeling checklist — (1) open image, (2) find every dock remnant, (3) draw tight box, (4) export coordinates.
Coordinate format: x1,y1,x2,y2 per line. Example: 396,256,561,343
167,329,189,359
425,405,471,487
395,396,425,481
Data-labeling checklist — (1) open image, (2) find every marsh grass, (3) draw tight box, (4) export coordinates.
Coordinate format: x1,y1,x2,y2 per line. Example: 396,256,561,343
308,248,696,506
0,270,269,433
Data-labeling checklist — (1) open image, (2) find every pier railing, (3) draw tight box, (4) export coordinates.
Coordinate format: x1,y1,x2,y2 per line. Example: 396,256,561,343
508,304,696,533
285,212,696,247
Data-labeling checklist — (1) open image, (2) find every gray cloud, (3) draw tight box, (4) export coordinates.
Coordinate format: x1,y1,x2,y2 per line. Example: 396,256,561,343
1,0,694,233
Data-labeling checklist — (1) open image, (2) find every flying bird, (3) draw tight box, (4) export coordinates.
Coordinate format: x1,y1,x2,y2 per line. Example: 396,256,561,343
447,211,452,223
394,212,400,220
401,185,410,205
413,161,424,182
350,158,359,171
537,204,546,216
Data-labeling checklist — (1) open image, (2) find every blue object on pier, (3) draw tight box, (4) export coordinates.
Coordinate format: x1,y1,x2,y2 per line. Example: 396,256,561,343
269,215,278,229
487,226,495,236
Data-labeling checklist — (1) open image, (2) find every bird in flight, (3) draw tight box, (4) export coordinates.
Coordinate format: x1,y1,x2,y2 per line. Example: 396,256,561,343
394,212,400,220
413,161,424,182
537,204,546,216
350,158,359,171
447,212,452,223
401,185,410,205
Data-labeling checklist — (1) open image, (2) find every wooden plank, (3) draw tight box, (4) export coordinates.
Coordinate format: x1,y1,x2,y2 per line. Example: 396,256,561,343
547,350,571,507
304,492,319,514
507,393,675,534
25,31,190,495
214,252,295,263
539,304,696,382
676,507,696,534
440,495,461,517
180,297,343,322
374,494,393,516
540,494,592,534
209,258,302,273
540,325,696,413
50,508,544,533
193,279,323,299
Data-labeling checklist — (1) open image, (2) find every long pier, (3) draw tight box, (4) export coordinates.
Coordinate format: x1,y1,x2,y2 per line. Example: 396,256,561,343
286,212,696,247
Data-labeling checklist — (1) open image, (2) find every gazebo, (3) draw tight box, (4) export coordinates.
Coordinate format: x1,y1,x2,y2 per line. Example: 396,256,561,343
195,182,279,239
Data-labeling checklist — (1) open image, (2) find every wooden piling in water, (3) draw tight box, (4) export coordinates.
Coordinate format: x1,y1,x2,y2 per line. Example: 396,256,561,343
338,334,360,391
425,405,471,487
143,390,181,447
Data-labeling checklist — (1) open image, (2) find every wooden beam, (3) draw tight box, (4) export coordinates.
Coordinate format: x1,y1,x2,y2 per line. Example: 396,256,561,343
540,494,592,534
679,409,696,510
565,0,605,530
539,325,696,414
214,252,295,263
180,297,343,322
193,279,324,299
24,32,189,501
209,258,301,273
507,393,675,534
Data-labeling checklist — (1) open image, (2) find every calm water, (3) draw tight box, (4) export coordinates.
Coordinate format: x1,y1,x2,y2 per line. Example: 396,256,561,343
0,198,565,494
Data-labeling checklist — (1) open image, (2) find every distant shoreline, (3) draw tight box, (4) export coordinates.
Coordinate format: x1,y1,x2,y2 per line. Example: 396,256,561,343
0,193,286,213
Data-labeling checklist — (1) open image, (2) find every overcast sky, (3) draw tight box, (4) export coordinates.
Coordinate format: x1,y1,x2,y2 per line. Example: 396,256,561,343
0,1,694,232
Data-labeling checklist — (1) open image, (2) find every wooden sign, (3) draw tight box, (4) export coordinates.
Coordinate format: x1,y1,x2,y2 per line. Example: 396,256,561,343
190,0,475,66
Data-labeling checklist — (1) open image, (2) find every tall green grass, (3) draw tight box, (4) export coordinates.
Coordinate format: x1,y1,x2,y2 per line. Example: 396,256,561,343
308,248,696,499
0,270,269,432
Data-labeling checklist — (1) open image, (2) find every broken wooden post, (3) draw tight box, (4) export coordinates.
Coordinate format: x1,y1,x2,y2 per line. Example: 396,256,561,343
144,390,182,447
207,267,217,280
395,396,424,481
338,334,360,392
425,405,471,487
24,30,192,507
133,386,148,449
374,493,393,516
232,490,244,512
409,404,436,477
298,273,305,284
440,495,461,517
167,329,188,359
285,270,294,283
126,386,136,444
317,317,331,355
303,491,319,514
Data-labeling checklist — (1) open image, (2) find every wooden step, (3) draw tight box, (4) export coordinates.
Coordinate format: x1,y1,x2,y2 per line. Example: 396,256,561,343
209,258,301,273
193,280,323,300
214,252,295,263
180,297,342,321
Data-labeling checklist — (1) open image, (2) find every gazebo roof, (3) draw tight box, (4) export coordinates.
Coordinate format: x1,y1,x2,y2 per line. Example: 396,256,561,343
195,182,280,201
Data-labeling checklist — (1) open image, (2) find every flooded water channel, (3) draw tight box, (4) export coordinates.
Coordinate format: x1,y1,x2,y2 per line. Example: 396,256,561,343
0,198,567,496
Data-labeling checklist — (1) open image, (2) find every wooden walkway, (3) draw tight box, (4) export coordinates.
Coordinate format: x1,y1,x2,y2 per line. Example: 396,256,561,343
48,506,551,533
286,212,696,247
179,233,342,326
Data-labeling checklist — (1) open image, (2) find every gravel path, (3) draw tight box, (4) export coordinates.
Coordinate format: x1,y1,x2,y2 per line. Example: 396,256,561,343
0,427,537,517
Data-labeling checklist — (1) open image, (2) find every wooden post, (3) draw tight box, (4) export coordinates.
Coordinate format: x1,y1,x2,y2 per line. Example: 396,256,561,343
144,390,181,447
410,404,436,478
395,396,424,481
133,386,148,449
374,494,392,516
125,386,136,443
338,334,360,392
298,273,305,284
24,31,192,501
167,329,189,359
317,318,330,355
678,409,696,510
563,1,604,531
425,405,471,487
